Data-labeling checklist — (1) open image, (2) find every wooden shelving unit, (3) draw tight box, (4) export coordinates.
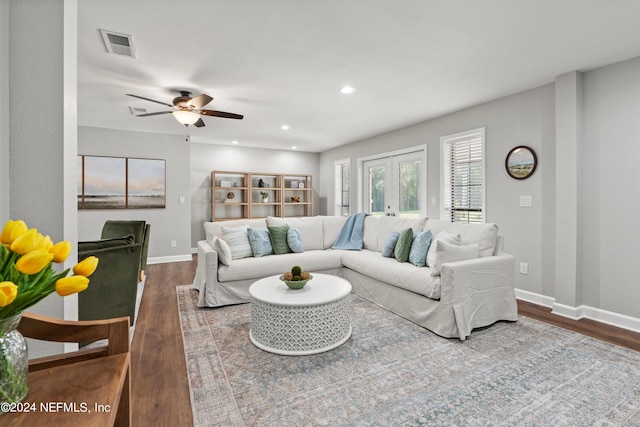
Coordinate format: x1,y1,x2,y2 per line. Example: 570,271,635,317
211,171,312,221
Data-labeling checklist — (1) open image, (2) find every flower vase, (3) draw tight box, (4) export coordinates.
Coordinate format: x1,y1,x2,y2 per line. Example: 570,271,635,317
0,313,28,412
262,197,269,203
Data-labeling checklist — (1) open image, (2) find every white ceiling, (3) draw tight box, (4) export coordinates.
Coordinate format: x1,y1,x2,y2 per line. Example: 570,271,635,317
77,0,640,153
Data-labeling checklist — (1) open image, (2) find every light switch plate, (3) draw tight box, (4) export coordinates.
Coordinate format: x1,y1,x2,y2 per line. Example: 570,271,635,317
520,195,532,207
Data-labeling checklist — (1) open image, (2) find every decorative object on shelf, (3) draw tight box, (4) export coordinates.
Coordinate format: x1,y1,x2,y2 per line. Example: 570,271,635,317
0,219,98,408
290,196,300,203
298,182,305,188
290,180,298,188
280,265,312,289
258,179,266,188
233,182,240,187
226,192,235,199
220,180,232,187
260,192,269,203
505,146,537,180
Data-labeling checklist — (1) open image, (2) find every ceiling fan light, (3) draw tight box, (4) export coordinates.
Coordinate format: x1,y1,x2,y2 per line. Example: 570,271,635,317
173,110,201,126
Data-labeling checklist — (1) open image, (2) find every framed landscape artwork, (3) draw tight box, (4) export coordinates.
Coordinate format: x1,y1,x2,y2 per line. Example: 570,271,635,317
505,146,537,180
78,155,166,209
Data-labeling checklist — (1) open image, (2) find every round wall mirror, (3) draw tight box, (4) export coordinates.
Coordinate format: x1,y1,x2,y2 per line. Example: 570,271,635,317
505,146,537,180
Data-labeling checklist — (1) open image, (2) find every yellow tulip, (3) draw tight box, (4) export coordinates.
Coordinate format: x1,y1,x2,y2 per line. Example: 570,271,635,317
1,220,28,245
16,249,54,275
41,235,54,251
10,228,44,255
55,275,89,296
73,256,99,277
0,281,18,307
50,240,72,263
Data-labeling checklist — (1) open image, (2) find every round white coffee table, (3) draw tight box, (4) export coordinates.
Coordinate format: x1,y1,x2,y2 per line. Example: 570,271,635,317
249,273,352,356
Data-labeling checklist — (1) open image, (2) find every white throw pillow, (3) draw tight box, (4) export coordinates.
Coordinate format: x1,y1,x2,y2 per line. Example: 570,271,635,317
431,240,479,276
212,236,232,266
426,230,461,268
221,226,253,260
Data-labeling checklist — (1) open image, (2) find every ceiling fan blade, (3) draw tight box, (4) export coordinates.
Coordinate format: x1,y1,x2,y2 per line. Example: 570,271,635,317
187,94,213,109
193,118,206,128
135,111,173,117
126,94,173,108
199,109,244,120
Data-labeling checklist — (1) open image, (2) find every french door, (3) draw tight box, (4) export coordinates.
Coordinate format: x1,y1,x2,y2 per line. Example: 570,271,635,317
362,151,425,218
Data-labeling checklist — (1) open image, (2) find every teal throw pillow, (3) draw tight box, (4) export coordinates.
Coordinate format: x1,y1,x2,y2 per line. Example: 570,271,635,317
408,230,433,267
287,228,304,253
268,225,291,255
394,228,413,263
381,231,400,257
247,227,273,257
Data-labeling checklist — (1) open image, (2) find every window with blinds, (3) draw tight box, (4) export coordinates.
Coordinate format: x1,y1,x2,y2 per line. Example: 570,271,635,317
334,159,350,216
440,128,485,223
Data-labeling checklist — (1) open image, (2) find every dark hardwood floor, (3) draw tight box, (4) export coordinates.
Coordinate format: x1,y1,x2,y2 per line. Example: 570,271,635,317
130,257,640,426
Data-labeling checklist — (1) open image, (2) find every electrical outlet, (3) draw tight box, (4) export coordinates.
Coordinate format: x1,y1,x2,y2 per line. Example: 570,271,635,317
170,240,177,248
179,196,185,204
519,262,529,274
520,195,532,207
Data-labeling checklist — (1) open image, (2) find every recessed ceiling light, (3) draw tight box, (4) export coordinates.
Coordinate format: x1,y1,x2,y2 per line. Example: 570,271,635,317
291,146,297,150
281,125,290,130
340,86,356,94
232,140,238,144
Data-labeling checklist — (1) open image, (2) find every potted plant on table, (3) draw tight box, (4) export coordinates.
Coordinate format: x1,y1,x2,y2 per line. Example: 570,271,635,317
0,219,98,410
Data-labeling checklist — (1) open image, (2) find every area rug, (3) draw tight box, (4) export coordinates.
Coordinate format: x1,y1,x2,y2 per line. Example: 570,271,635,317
177,285,640,426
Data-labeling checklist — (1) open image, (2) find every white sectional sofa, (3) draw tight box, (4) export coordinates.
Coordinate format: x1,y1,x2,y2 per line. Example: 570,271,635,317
193,215,518,340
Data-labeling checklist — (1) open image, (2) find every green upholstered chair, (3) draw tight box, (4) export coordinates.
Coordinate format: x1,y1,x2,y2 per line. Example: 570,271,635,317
101,220,150,281
78,236,142,326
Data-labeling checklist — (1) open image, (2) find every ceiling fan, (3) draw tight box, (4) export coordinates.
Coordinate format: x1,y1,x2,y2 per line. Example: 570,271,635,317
126,91,243,127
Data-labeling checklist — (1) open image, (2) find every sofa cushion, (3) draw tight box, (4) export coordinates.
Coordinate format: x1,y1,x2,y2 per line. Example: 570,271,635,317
362,215,381,251
267,216,323,250
381,231,400,257
408,230,433,267
268,225,291,254
218,250,344,282
394,228,413,262
321,215,348,249
422,218,451,238
205,219,267,244
221,226,253,260
247,228,273,257
287,228,304,253
341,249,442,299
426,230,461,268
445,222,499,257
431,240,479,276
375,216,427,252
212,236,232,266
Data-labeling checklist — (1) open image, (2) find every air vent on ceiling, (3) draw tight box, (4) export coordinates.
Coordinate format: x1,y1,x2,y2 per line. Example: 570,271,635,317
100,29,136,58
129,106,148,116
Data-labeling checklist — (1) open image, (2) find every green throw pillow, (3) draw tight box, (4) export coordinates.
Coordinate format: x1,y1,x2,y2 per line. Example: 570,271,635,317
268,225,291,255
394,228,413,263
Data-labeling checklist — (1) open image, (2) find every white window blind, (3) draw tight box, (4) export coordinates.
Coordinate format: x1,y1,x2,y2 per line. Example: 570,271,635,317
334,159,350,216
441,128,485,223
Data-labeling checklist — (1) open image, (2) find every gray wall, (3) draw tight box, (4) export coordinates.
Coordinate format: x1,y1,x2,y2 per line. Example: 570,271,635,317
190,143,320,247
78,126,192,261
320,84,556,298
0,0,9,221
580,58,640,316
7,0,78,356
319,57,640,320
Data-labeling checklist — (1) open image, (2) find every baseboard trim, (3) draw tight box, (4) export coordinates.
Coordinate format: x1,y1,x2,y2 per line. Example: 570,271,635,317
514,288,554,308
147,254,193,264
515,288,640,334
